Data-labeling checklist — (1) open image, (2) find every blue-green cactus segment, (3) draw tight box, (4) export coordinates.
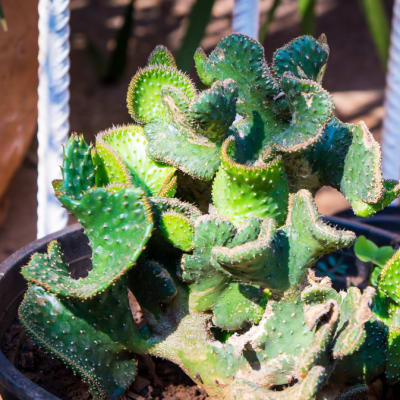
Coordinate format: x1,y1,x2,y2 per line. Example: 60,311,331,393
58,134,95,199
232,73,333,162
189,79,238,144
272,35,329,82
148,45,176,68
23,187,153,298
195,34,333,155
19,284,139,400
128,260,177,315
181,215,236,311
159,211,194,252
212,136,289,226
282,190,355,287
332,320,387,384
386,327,400,384
194,34,279,107
378,250,400,305
303,118,395,217
126,65,195,124
95,125,176,196
212,282,268,331
332,287,375,359
144,121,221,181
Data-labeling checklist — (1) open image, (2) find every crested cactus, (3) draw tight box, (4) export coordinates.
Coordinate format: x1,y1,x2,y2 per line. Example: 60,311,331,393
17,33,400,400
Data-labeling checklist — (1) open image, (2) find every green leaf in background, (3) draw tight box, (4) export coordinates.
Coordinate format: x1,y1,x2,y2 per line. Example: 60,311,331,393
258,0,282,43
176,0,216,72
88,0,135,83
354,235,396,286
0,2,7,32
354,236,396,268
359,0,391,69
298,0,316,35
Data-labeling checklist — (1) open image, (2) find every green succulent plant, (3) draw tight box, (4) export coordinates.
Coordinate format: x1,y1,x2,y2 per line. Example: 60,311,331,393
18,34,400,400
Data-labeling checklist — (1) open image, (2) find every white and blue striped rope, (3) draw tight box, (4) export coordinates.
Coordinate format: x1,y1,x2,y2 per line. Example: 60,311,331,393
382,0,400,188
37,0,70,238
232,0,259,39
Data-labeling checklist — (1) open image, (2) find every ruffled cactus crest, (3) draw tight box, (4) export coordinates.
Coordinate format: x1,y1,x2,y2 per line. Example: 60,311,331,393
18,34,400,400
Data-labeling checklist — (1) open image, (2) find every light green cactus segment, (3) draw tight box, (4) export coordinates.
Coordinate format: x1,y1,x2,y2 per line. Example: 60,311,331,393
282,190,356,287
159,211,194,251
149,196,202,220
211,219,285,288
144,121,221,180
19,284,139,400
212,137,289,227
228,217,262,247
96,124,177,197
378,249,400,305
143,79,237,180
352,180,400,217
272,35,329,82
148,44,176,68
161,85,191,118
189,79,238,144
23,187,153,299
128,260,177,315
126,65,195,124
181,215,236,311
332,320,387,384
93,142,132,186
194,34,279,110
211,282,268,331
59,134,95,199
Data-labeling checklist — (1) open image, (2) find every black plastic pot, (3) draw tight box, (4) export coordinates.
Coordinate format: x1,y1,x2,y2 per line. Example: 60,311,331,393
0,224,90,400
0,219,400,400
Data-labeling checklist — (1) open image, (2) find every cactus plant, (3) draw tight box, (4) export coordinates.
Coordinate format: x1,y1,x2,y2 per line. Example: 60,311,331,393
17,34,400,400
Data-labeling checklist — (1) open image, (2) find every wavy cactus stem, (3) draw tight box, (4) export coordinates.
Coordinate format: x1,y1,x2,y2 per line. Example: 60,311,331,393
18,35,400,400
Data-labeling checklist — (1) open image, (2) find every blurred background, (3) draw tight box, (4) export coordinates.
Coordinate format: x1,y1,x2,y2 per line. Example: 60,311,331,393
0,0,394,261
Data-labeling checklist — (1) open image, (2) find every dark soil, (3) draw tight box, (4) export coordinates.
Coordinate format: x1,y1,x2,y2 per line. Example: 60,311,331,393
1,320,208,400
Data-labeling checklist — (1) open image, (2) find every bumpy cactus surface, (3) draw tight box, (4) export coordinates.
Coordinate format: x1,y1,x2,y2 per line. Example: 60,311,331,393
18,34,400,400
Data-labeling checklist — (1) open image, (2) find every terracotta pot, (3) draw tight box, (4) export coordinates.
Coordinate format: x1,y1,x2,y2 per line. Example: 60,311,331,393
0,0,38,201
